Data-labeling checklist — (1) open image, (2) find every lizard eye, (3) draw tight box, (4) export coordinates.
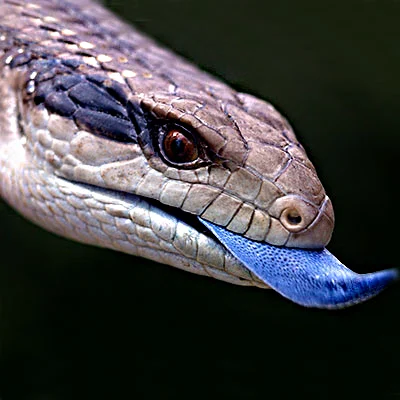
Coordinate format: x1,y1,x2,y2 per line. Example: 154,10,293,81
159,125,199,165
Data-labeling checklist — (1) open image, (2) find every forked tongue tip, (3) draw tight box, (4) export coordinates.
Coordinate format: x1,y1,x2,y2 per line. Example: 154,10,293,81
199,218,397,309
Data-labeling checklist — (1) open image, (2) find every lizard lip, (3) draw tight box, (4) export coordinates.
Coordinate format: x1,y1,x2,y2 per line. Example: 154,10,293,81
199,217,398,309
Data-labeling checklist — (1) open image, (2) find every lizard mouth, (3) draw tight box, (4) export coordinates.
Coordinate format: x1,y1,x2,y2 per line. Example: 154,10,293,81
199,218,398,309
147,193,399,308
113,193,398,309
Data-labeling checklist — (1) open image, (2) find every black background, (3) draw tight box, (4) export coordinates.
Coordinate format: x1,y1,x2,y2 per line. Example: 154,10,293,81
1,0,399,398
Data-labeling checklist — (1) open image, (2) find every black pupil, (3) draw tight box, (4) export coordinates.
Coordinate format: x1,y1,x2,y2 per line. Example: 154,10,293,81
171,137,185,156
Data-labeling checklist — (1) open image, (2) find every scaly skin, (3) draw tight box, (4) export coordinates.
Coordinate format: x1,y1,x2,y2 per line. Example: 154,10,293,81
3,0,395,307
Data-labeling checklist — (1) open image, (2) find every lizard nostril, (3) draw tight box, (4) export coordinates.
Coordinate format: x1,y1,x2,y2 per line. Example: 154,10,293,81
280,207,306,232
286,211,302,225
269,195,321,235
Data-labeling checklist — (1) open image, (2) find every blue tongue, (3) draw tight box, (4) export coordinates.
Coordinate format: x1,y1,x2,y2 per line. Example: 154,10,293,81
199,218,398,308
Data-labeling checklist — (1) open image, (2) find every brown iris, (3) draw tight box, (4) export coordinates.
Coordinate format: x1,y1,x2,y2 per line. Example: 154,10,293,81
162,129,199,164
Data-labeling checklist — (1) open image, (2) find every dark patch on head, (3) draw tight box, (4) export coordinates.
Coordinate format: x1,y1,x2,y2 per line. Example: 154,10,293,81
61,58,81,69
73,108,136,142
103,79,129,106
53,74,82,90
127,99,148,134
9,51,32,68
34,81,53,104
68,81,128,119
18,58,140,143
86,74,106,85
44,91,77,117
